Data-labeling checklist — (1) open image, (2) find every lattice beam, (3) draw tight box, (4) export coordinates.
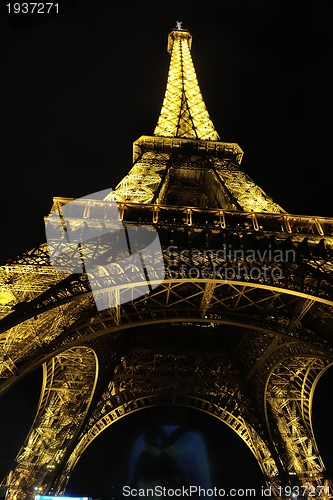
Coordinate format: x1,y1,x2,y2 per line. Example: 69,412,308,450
3,347,98,500
154,28,219,141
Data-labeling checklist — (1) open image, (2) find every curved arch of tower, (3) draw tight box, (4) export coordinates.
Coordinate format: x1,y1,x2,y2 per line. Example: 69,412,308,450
1,24,333,500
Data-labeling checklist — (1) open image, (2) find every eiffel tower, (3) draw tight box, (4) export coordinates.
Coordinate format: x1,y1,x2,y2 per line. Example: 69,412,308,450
2,22,333,500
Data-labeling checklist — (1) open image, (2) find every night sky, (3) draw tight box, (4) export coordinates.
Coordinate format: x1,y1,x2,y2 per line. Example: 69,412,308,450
1,0,333,498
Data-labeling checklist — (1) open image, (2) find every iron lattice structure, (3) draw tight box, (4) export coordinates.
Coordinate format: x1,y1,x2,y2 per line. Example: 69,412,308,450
1,25,333,500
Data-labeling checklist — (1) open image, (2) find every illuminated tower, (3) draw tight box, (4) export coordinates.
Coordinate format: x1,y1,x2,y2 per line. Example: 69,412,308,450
1,23,333,500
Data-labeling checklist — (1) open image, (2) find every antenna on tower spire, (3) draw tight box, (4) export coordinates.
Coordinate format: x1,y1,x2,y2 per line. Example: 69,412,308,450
176,21,182,30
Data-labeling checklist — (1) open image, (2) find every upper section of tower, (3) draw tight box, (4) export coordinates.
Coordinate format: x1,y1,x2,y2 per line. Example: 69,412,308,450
105,26,285,214
154,23,220,141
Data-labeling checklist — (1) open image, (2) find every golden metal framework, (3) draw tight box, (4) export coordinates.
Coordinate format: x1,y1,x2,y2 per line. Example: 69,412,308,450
1,24,333,500
154,28,219,140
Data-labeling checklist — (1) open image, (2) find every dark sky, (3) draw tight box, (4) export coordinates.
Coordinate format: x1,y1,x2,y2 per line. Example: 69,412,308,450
1,0,333,497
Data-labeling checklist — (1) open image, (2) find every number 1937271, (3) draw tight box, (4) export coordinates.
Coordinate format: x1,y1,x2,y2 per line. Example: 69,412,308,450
274,485,329,497
6,3,59,13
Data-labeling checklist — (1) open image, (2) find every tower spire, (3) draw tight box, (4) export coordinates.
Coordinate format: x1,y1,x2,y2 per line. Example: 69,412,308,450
154,24,220,141
106,26,284,213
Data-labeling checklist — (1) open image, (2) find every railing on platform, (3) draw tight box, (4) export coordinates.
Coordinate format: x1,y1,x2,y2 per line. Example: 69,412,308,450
51,197,333,238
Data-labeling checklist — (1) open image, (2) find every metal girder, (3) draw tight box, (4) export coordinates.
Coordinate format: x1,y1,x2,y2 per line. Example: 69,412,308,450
2,225,333,367
50,345,281,496
265,355,333,490
2,278,333,396
153,28,219,141
3,347,98,500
